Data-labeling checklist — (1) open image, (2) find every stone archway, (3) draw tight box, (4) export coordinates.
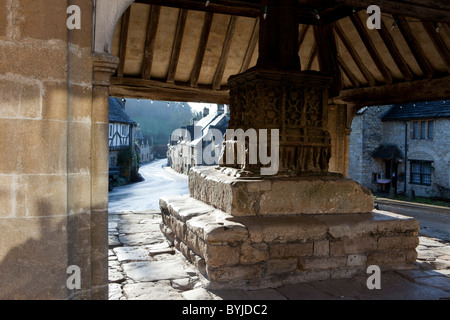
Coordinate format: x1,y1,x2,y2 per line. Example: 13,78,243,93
93,0,135,54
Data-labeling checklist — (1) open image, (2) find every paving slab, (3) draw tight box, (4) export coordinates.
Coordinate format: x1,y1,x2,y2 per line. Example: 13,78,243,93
123,281,185,300
113,246,153,262
122,259,192,282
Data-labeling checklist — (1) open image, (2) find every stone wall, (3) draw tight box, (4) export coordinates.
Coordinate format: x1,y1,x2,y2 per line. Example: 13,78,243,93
160,194,419,289
348,106,395,192
0,0,115,299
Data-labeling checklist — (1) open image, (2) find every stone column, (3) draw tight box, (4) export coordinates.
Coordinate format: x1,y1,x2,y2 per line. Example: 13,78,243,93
90,54,120,299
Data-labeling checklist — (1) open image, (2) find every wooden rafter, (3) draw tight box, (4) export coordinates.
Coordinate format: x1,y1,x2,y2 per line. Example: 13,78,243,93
117,7,131,78
212,16,237,90
377,18,414,81
305,44,317,70
337,54,360,87
334,22,376,86
422,21,450,72
393,15,435,79
239,18,259,73
297,24,310,51
141,5,161,80
349,14,392,84
166,9,188,83
190,12,214,88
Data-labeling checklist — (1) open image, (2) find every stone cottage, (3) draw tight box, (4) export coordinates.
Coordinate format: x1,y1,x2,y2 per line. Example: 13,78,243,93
349,100,450,199
168,105,230,174
109,97,138,186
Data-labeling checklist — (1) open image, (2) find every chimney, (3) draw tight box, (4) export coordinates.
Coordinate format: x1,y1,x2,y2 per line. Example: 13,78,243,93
203,107,209,117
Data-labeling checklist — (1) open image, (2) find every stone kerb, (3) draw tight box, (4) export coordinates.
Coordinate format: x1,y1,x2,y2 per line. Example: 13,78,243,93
188,167,374,216
160,195,419,289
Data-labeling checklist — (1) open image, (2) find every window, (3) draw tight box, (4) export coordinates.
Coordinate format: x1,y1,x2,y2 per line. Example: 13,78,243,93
410,161,432,185
427,121,434,140
412,120,434,140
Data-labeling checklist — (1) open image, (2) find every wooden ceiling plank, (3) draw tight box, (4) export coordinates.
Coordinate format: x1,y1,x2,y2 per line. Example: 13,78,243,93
117,7,131,78
337,54,360,88
377,18,414,81
393,15,436,79
297,24,310,51
349,14,393,85
239,18,259,73
141,5,161,80
166,9,189,83
212,16,238,90
190,12,214,88
422,21,450,72
334,22,376,86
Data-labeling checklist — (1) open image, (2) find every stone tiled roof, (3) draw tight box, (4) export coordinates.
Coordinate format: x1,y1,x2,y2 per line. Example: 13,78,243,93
109,97,137,125
382,100,450,121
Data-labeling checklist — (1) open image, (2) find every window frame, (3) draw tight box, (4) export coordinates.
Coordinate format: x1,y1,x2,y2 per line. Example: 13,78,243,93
411,120,434,140
410,160,432,186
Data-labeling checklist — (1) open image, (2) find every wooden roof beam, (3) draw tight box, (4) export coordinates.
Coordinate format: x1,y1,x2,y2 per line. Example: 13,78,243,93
190,12,214,88
377,18,414,81
393,15,436,79
349,14,393,84
334,22,376,86
116,7,131,78
110,77,230,104
212,15,237,90
239,18,259,73
141,5,161,80
166,9,188,83
422,21,450,72
337,75,450,106
337,54,361,88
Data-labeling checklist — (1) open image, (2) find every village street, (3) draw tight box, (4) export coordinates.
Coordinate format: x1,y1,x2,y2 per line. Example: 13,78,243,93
108,158,189,212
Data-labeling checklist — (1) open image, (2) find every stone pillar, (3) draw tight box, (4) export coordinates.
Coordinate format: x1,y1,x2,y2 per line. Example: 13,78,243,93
90,54,119,299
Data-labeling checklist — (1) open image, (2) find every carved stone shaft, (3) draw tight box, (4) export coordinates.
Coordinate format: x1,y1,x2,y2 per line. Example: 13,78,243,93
221,68,333,176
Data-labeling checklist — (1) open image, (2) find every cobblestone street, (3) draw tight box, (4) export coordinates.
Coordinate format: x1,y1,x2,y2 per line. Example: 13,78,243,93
108,210,450,300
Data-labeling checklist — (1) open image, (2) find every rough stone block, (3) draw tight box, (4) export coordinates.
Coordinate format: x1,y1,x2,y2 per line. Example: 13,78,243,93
266,259,298,275
299,257,347,270
204,244,240,268
378,236,420,251
0,78,42,119
344,237,378,254
346,254,367,267
313,240,330,257
240,242,269,264
207,264,263,282
189,167,374,216
236,216,327,243
269,242,313,258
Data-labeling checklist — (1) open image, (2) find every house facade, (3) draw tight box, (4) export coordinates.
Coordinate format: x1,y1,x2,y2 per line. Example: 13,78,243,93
349,101,450,199
109,97,138,186
168,105,230,174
